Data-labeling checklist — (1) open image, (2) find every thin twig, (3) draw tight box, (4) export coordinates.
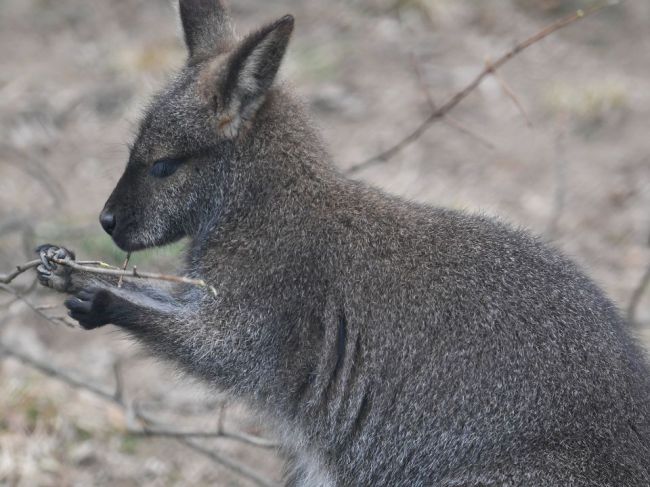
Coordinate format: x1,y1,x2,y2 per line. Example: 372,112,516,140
546,120,568,239
117,252,131,288
176,437,277,487
0,257,217,296
131,398,276,448
442,116,498,151
51,257,217,295
0,282,75,328
397,2,497,151
409,51,497,151
0,343,117,402
131,425,277,448
0,259,118,285
345,2,616,175
113,360,126,404
0,259,41,284
485,57,532,127
628,264,650,328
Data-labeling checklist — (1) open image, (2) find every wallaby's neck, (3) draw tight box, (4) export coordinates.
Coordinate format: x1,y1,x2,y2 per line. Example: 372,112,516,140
231,88,335,211
183,90,343,421
188,88,336,263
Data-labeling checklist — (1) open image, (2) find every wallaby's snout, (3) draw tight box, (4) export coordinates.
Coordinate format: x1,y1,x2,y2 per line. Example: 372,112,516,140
98,162,189,252
99,185,136,251
99,209,116,236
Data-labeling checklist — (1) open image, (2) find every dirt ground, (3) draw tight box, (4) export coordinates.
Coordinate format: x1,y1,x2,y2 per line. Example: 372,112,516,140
1,0,649,485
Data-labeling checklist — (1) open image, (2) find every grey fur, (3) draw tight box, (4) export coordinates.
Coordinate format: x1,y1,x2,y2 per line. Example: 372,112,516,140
37,2,649,485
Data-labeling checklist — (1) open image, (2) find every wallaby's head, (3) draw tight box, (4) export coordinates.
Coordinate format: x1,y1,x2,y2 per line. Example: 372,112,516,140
100,0,294,251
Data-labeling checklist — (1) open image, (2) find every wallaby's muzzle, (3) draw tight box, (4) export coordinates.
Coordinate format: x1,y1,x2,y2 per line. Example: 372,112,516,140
99,210,116,236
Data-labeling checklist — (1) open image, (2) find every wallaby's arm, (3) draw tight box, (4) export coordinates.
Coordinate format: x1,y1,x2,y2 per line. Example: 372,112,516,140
36,244,248,386
63,285,190,331
37,244,196,332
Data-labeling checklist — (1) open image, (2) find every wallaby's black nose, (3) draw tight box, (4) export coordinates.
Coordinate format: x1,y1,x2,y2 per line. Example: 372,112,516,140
99,211,116,235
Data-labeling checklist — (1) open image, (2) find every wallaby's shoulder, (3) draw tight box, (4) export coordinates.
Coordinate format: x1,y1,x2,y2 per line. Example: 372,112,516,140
310,180,548,263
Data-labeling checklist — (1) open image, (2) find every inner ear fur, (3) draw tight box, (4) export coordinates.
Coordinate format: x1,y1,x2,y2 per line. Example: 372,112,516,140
197,15,295,139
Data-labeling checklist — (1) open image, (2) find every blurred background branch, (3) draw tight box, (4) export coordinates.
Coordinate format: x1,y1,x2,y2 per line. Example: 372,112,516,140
345,2,613,175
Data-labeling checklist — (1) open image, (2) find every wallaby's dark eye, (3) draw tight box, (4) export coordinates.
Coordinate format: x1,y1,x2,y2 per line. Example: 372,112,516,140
150,158,183,178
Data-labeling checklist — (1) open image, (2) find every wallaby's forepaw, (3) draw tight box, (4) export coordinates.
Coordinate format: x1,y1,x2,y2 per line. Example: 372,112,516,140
65,289,115,330
35,244,76,293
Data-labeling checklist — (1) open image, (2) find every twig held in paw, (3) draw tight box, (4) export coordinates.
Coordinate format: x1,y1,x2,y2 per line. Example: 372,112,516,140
117,252,131,288
0,257,217,297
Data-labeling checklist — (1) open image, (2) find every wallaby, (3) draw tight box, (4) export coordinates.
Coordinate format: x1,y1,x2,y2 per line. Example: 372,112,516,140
36,1,649,485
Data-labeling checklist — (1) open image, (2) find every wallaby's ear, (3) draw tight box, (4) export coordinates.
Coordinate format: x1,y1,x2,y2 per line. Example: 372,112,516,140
179,0,234,60
213,15,294,138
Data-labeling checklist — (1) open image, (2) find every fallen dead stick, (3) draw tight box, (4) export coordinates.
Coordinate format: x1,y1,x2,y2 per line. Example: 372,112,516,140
346,1,619,174
0,257,217,296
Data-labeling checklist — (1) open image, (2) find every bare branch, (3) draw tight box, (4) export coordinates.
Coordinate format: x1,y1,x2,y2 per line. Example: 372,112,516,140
0,256,217,296
485,57,532,127
395,3,497,152
0,282,75,328
0,259,115,285
0,342,278,486
345,2,617,175
130,424,278,448
50,257,217,296
0,343,117,402
546,121,568,239
408,49,497,151
175,437,277,487
113,359,126,404
628,264,650,328
117,252,131,289
0,259,41,284
441,115,498,151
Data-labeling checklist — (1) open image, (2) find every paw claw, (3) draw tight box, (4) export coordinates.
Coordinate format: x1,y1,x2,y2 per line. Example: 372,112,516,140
36,265,51,276
39,253,53,271
64,296,89,313
76,290,95,301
